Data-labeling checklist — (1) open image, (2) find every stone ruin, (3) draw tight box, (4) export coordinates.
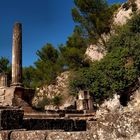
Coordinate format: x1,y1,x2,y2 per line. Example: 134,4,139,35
0,22,94,132
0,23,35,109
76,90,93,112
0,73,7,88
0,23,35,130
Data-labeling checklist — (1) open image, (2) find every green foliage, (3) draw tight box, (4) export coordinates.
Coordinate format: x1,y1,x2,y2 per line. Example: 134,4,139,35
22,66,37,88
35,60,60,85
66,26,86,49
34,44,62,86
59,26,89,69
107,14,140,52
60,47,85,69
70,48,138,104
23,25,89,88
0,57,11,85
36,97,50,109
0,57,11,74
36,43,58,63
72,0,119,44
70,14,140,104
23,0,118,88
35,95,63,110
51,95,63,107
22,44,63,88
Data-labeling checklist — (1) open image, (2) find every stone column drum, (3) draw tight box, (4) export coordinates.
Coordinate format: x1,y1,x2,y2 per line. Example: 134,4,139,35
0,74,7,87
11,23,22,87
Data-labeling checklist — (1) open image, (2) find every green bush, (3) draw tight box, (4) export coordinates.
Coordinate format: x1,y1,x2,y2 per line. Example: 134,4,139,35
36,97,50,109
34,95,63,110
70,14,140,105
51,95,63,107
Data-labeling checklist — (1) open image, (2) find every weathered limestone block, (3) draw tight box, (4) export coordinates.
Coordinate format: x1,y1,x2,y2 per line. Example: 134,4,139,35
0,89,5,105
0,108,24,130
0,89,4,96
0,86,34,108
0,131,11,140
47,132,90,140
3,88,15,106
10,131,88,140
0,87,15,106
76,90,93,111
1,128,140,140
10,131,47,140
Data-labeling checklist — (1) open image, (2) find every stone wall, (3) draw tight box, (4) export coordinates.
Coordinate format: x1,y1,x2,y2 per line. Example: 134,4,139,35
0,110,139,139
0,112,139,140
0,108,139,139
23,119,86,131
0,108,24,130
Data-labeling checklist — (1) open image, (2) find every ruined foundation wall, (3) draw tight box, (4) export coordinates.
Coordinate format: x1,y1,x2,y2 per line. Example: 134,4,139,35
0,109,139,140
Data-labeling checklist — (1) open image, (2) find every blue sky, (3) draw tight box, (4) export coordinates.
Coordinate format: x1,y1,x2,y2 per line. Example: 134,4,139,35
0,0,126,66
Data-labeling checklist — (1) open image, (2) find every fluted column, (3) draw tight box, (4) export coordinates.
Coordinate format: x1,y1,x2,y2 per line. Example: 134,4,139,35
11,23,22,87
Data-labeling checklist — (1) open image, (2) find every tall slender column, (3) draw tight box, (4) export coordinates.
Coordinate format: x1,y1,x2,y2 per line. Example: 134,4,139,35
11,23,22,87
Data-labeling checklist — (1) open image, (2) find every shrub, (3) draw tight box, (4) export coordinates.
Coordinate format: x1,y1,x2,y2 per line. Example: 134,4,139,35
70,14,140,105
51,95,63,107
36,97,50,110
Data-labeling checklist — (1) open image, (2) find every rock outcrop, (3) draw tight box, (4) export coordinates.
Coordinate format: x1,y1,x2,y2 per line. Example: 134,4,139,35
85,44,106,62
32,71,75,109
85,0,140,62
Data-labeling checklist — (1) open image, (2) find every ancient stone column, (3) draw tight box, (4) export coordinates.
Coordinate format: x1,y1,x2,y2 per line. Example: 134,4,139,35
11,23,22,87
0,73,7,87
